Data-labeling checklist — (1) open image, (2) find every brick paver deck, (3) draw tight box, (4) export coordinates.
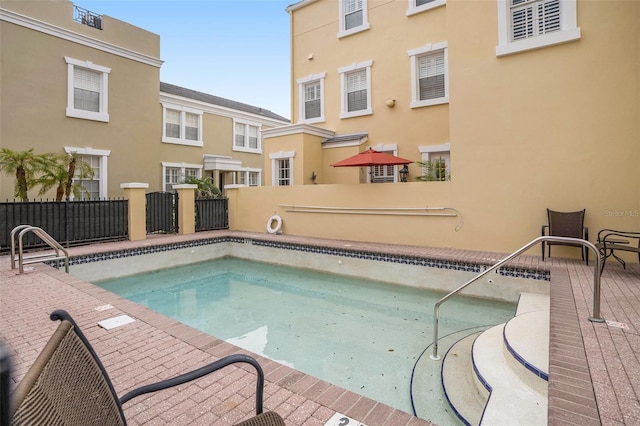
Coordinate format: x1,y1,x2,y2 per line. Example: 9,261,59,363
1,231,638,425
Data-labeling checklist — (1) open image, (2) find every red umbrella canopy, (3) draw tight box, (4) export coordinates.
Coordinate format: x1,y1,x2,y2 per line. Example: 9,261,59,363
331,148,412,167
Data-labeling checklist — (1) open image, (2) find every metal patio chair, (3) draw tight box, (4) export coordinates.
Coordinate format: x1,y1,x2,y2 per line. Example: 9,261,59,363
8,310,285,426
596,229,640,272
541,209,589,264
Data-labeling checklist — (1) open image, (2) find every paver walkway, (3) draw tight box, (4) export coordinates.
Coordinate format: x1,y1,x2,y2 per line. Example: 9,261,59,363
1,231,638,425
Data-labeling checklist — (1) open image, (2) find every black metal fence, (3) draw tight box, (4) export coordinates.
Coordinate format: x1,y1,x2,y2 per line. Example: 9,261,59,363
146,192,178,234
0,199,128,251
196,198,228,231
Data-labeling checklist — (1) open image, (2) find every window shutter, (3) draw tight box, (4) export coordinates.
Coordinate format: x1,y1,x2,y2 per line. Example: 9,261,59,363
184,113,199,141
166,109,181,138
418,52,445,100
538,0,560,34
510,0,560,41
347,69,367,112
73,68,100,112
416,0,435,6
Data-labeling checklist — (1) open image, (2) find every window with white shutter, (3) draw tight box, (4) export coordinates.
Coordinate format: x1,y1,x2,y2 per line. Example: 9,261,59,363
235,122,246,148
161,103,203,146
270,151,295,186
338,0,369,38
65,57,110,122
418,51,446,101
297,73,326,124
339,60,373,119
496,0,580,56
408,42,448,108
64,146,110,199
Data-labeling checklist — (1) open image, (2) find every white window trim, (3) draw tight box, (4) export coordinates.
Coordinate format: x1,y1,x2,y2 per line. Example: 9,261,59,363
64,146,110,198
161,162,203,192
297,72,326,124
233,119,262,154
408,42,449,108
338,0,370,38
269,151,295,186
496,0,580,57
238,168,262,187
161,102,203,147
65,57,110,122
406,0,446,16
339,60,373,119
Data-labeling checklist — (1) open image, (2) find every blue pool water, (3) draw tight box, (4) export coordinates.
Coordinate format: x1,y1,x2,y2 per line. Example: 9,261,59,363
96,257,515,423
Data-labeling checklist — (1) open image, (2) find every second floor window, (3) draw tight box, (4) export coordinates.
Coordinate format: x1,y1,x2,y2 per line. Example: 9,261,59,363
234,121,261,152
65,57,110,122
162,104,203,146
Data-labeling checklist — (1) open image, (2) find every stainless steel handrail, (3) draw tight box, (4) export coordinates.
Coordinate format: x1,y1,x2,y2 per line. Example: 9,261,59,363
430,236,603,360
10,225,69,273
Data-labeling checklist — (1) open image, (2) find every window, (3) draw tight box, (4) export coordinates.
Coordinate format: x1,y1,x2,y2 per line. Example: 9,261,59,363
408,42,448,108
162,103,203,146
338,0,370,38
238,170,261,187
64,147,110,199
419,143,451,181
234,121,261,153
496,0,580,56
270,151,295,186
339,60,373,119
297,73,326,124
371,164,396,183
407,0,446,16
65,57,110,122
161,162,202,191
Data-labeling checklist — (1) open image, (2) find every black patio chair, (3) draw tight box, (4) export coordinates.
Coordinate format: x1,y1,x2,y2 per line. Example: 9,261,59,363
7,310,285,426
596,229,640,272
541,209,589,264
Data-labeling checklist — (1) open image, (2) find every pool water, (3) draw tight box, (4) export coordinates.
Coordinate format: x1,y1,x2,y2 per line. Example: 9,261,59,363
96,257,515,423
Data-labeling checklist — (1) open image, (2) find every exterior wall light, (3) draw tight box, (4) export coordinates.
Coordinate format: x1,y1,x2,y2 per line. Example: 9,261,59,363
386,99,396,107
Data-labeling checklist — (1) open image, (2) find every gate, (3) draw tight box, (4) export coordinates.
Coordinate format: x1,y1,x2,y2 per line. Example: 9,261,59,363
195,198,229,231
146,192,178,234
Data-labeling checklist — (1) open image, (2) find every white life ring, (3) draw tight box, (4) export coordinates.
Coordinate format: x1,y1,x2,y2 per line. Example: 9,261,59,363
266,215,282,234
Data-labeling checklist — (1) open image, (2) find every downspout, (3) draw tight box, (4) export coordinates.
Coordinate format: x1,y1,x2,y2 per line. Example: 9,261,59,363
288,8,294,123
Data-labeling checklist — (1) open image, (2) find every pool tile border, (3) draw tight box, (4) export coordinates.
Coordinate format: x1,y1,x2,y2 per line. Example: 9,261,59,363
54,236,550,282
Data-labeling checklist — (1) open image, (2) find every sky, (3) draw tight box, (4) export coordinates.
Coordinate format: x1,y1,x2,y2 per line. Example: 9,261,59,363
74,0,292,119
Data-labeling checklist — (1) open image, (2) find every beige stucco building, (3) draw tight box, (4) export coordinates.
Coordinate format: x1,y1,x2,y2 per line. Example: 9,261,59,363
228,0,639,259
0,0,288,200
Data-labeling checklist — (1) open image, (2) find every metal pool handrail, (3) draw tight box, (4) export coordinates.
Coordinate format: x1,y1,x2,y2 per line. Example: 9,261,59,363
430,236,602,361
10,225,69,273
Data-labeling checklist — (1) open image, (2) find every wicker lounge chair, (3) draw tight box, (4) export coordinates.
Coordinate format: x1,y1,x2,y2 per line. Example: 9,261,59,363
7,310,285,426
541,209,589,264
596,229,640,272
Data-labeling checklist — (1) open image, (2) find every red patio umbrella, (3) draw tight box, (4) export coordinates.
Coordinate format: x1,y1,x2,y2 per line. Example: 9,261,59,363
331,148,412,167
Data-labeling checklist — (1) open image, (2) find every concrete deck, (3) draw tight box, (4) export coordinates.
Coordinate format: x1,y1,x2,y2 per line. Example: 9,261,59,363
1,231,638,425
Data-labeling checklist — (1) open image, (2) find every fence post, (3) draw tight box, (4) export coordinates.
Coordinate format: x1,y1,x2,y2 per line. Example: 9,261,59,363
120,183,149,241
174,184,196,235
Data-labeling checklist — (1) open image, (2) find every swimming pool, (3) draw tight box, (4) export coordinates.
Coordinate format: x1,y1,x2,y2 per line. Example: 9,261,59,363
95,256,517,424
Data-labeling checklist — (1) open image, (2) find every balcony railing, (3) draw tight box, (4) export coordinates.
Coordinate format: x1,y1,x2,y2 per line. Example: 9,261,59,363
74,6,102,30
